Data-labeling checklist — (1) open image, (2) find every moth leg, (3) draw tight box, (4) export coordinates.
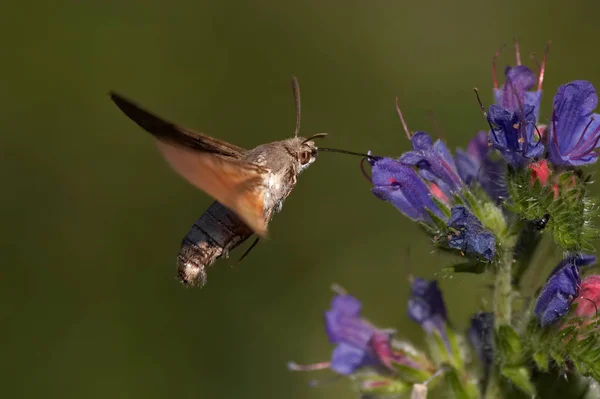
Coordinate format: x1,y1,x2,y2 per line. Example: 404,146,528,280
234,237,261,266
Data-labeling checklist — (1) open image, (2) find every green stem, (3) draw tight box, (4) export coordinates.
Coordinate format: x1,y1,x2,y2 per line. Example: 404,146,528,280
486,247,515,399
484,373,502,399
494,248,513,327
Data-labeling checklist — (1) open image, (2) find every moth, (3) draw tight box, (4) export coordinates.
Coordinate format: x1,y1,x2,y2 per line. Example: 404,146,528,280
111,77,365,287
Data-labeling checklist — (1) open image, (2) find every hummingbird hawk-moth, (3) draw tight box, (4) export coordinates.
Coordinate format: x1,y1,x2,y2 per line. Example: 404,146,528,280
111,77,364,287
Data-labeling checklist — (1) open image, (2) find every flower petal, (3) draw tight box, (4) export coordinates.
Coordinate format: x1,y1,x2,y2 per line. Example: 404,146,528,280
371,158,442,221
330,343,373,375
549,81,600,166
534,257,583,327
447,206,496,261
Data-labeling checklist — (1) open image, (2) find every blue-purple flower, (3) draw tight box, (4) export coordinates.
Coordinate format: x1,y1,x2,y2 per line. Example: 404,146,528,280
467,312,494,368
371,157,443,222
494,65,543,123
408,278,449,345
369,127,497,261
455,131,508,202
467,312,494,391
446,206,496,261
488,103,544,168
323,293,416,374
400,131,463,198
534,254,596,327
548,80,600,167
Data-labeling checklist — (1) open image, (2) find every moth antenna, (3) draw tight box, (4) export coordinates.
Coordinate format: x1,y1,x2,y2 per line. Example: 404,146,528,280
292,76,301,137
514,38,521,66
234,237,260,266
395,96,411,140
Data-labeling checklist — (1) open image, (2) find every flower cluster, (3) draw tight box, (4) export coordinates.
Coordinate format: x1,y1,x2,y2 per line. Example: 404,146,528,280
290,43,600,398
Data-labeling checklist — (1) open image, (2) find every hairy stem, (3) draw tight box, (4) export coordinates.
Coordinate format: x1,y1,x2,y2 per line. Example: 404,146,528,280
486,246,515,399
494,248,513,327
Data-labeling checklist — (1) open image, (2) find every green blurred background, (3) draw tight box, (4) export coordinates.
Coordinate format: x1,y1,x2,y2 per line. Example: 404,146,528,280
3,1,600,398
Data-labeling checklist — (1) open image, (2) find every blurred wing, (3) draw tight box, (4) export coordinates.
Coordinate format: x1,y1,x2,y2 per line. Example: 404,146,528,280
110,92,269,236
110,92,246,158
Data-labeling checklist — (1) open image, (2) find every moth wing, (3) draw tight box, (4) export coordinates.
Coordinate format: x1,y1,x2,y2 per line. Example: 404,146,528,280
156,141,269,236
110,92,269,236
110,92,246,158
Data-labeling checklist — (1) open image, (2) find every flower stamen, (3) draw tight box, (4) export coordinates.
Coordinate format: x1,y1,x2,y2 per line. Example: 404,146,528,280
492,45,505,89
514,38,521,66
538,41,551,91
395,96,411,140
287,361,331,371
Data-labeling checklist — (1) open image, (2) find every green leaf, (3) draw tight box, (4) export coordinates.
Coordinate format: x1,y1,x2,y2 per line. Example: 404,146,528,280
429,329,450,365
532,351,548,372
392,363,431,384
496,325,522,365
431,196,451,218
446,328,464,371
444,367,479,399
426,208,448,231
358,375,410,395
501,367,536,397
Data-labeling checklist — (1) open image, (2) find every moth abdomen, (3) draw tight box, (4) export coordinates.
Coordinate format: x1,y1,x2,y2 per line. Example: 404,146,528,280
177,202,253,287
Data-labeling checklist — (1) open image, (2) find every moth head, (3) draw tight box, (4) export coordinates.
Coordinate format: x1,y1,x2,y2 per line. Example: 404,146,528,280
295,133,328,173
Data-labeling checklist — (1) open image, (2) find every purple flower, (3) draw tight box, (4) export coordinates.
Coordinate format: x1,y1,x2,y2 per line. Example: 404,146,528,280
324,294,411,374
446,206,496,261
548,80,600,166
455,131,508,202
467,312,494,391
494,65,542,122
408,278,448,340
467,312,494,368
399,131,463,197
371,157,443,222
533,254,596,327
492,42,547,123
488,104,544,167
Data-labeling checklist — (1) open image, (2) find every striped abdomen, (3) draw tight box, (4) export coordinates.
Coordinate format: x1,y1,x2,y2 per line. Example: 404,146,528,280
177,201,253,287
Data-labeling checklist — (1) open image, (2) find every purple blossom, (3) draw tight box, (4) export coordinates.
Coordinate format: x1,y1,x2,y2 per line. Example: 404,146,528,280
446,206,496,261
547,253,596,277
408,278,448,339
494,65,543,123
324,294,412,374
533,254,597,327
488,104,544,168
370,157,443,222
399,131,463,197
548,80,600,166
454,131,508,202
467,312,494,391
467,312,494,368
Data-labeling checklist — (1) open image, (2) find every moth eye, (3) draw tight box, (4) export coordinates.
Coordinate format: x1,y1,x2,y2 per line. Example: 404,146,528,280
299,149,312,165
